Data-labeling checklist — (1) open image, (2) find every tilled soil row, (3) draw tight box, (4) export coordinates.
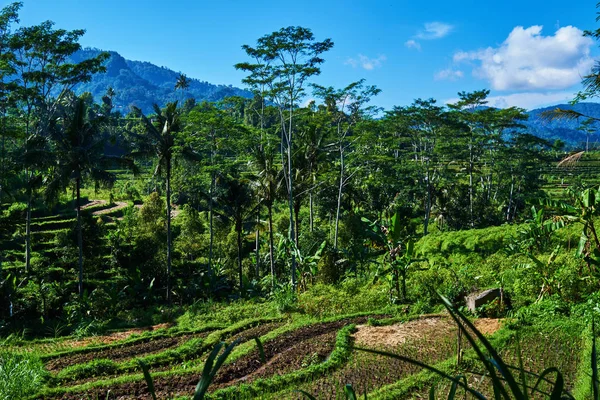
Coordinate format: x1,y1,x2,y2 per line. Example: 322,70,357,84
45,331,210,372
212,331,338,391
42,316,375,400
53,322,285,389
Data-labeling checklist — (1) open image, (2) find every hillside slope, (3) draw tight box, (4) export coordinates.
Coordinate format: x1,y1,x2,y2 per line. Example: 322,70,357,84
69,48,253,114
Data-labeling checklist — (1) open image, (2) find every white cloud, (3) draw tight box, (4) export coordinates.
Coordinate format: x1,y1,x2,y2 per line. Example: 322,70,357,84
345,54,387,70
434,68,464,81
416,22,454,40
444,91,576,110
453,25,594,91
404,40,421,51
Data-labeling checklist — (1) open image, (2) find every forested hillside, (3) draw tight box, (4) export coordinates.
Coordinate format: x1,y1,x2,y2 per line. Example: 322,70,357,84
68,49,253,114
525,102,600,148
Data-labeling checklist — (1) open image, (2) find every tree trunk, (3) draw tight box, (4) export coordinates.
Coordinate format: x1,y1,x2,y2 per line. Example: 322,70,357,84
423,162,431,236
166,158,172,304
208,171,215,284
286,101,296,288
309,190,314,233
294,200,300,248
25,189,32,273
255,203,260,279
401,269,407,301
0,117,4,204
237,220,243,295
268,203,275,288
334,147,344,251
506,172,514,222
287,139,296,287
469,135,474,228
76,177,83,297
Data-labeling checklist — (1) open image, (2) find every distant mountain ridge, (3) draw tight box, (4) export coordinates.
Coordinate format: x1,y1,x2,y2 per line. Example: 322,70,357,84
70,49,600,148
70,48,253,114
525,102,600,149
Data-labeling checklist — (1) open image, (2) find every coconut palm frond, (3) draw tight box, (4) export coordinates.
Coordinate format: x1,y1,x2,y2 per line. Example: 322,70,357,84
540,108,588,122
558,151,585,168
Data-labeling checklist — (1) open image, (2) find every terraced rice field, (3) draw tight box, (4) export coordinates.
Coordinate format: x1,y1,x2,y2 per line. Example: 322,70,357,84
6,306,588,400
14,314,508,399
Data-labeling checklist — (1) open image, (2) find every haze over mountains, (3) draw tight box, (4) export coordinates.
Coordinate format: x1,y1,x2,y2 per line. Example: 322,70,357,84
71,49,600,149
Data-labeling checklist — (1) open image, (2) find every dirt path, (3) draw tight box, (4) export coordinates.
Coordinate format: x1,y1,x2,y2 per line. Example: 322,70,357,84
80,200,107,210
92,201,128,215
353,316,503,349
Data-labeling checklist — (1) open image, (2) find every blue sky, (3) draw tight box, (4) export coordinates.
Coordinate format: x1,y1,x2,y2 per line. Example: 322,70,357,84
14,0,600,110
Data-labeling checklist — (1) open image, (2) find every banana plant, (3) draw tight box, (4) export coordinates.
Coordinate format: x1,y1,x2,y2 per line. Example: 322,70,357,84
517,245,563,302
542,187,600,273
274,234,328,291
362,211,427,303
513,206,565,252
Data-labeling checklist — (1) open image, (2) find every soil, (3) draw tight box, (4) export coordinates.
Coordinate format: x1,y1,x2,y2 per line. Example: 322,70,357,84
26,323,173,354
352,316,503,349
46,331,208,372
473,318,503,336
43,316,378,400
353,316,454,348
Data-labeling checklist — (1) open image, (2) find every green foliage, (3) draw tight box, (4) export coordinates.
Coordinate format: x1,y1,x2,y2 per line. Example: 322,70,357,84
0,351,46,399
271,282,297,313
298,279,388,318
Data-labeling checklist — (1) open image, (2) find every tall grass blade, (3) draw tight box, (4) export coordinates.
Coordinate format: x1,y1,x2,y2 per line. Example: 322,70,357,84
439,294,522,399
592,319,598,400
447,375,467,400
344,384,358,400
137,360,157,400
194,339,241,400
254,336,266,364
516,336,529,400
530,367,566,400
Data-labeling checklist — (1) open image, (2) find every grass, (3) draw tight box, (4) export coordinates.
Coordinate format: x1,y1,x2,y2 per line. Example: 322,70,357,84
0,350,47,400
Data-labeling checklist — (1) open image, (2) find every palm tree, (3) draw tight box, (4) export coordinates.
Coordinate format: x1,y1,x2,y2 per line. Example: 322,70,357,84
250,140,280,287
216,171,257,295
45,96,116,297
129,102,181,303
175,73,190,106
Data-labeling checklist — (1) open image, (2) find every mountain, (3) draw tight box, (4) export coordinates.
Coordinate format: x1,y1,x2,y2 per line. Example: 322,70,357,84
69,49,600,148
525,103,600,149
69,49,253,114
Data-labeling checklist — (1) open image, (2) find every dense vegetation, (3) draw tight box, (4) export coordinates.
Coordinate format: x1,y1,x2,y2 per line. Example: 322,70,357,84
3,1,600,399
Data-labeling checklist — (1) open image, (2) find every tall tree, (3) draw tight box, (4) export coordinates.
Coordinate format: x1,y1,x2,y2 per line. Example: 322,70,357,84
11,17,107,272
175,72,190,105
45,95,117,297
236,26,333,288
249,137,280,287
0,2,19,206
182,102,241,285
129,102,181,303
312,80,380,251
385,99,446,235
216,170,256,295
